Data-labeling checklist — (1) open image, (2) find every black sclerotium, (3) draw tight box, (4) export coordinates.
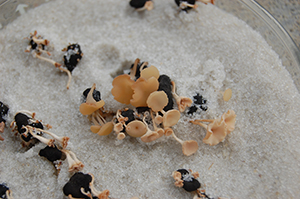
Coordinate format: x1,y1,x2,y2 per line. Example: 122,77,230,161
177,169,201,192
0,101,9,123
175,0,196,12
136,106,150,114
63,172,93,199
158,75,174,112
129,0,150,9
63,44,83,72
14,113,44,142
130,61,148,80
0,183,9,198
82,88,101,102
121,109,135,125
188,93,208,114
187,105,198,115
29,37,45,52
193,93,207,111
39,145,65,163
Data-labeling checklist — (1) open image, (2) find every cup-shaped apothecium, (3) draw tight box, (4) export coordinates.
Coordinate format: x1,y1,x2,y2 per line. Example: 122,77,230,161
140,112,164,143
62,149,84,172
80,83,105,116
190,110,236,146
90,121,114,136
111,74,135,105
171,81,193,113
146,91,181,129
126,120,147,138
171,132,199,156
130,76,159,107
111,58,160,107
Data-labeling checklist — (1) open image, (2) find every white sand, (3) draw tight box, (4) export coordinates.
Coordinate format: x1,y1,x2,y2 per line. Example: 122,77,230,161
0,0,300,198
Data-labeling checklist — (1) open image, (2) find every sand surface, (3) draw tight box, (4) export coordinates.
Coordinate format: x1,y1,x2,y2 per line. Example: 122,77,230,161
0,0,300,198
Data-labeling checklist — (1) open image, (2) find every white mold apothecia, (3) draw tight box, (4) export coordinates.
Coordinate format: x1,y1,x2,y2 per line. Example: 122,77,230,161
190,110,236,146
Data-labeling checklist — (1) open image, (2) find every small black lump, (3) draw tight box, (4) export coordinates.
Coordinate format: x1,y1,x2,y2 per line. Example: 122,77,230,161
63,172,93,199
129,0,152,9
63,43,83,72
176,169,201,192
82,88,101,102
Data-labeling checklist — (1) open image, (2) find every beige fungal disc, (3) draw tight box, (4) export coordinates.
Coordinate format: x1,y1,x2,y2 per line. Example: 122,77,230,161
79,83,105,115
89,173,110,199
113,122,123,133
146,91,169,112
140,111,164,142
62,149,84,172
145,90,180,129
171,81,193,112
90,111,114,136
117,132,126,140
130,76,159,107
164,127,173,136
125,120,147,137
90,125,101,134
140,114,162,143
171,132,199,156
221,109,236,132
154,113,163,125
190,110,236,146
190,119,226,146
111,74,135,104
140,65,160,80
116,132,126,140
162,109,181,128
222,88,232,102
91,122,114,136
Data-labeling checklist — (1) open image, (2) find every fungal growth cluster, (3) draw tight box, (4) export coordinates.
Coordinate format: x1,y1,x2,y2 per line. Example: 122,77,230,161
25,31,83,89
63,172,109,199
172,169,212,199
80,58,200,156
0,1,240,198
175,0,215,12
9,110,110,199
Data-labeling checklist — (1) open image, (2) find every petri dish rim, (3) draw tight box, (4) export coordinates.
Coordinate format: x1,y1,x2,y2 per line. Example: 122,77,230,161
0,0,299,91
